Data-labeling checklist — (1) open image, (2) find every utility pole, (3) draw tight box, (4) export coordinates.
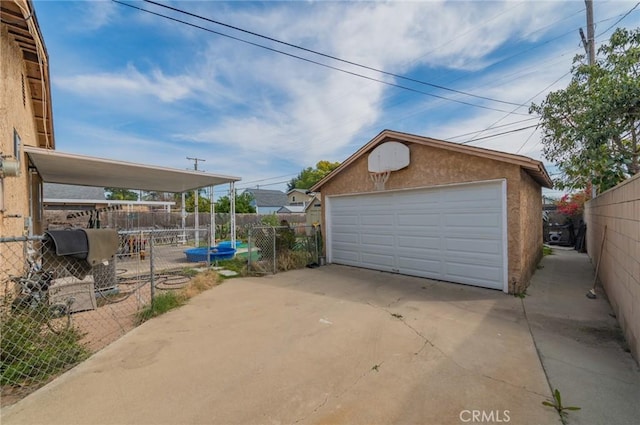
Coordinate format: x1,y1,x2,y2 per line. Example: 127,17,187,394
186,156,206,171
579,1,596,64
186,157,206,246
580,0,597,197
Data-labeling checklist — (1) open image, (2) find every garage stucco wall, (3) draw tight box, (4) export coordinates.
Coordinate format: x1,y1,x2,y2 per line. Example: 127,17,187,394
518,169,544,293
0,27,40,237
319,142,536,293
584,174,640,363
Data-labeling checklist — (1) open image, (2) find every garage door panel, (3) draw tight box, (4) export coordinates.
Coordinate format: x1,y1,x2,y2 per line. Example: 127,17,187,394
332,228,359,242
445,263,503,289
445,239,502,254
444,212,501,228
361,214,394,226
443,251,503,268
361,252,395,268
331,215,359,226
396,235,441,250
397,213,440,227
361,233,395,247
328,181,505,291
398,257,443,276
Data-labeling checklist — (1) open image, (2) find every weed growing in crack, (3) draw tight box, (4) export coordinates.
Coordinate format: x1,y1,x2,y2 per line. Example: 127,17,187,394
542,388,581,423
391,313,403,319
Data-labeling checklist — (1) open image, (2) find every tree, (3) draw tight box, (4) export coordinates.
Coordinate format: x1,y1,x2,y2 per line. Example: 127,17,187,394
215,191,256,213
177,190,211,213
555,188,591,218
287,160,340,190
531,28,640,192
105,187,138,201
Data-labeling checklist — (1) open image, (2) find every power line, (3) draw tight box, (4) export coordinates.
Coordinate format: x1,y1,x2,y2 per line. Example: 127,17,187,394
111,0,530,116
596,2,640,37
444,117,540,141
461,124,540,144
140,0,524,108
516,125,540,154
461,70,572,145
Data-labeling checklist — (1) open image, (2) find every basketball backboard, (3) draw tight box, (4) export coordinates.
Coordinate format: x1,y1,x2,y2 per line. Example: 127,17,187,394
367,141,410,173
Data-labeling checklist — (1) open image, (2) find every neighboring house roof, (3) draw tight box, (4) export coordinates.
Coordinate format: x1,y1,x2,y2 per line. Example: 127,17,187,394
277,205,306,214
311,129,553,191
244,189,288,207
2,0,55,149
304,194,321,212
44,183,105,201
287,188,308,195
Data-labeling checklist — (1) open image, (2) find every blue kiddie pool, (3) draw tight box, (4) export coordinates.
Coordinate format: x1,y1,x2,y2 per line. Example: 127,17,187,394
184,246,236,262
217,240,248,249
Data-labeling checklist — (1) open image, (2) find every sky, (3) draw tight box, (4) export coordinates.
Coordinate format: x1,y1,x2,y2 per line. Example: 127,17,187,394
33,0,640,197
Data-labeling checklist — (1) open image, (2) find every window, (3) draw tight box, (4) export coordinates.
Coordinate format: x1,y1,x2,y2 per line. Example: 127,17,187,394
292,196,296,202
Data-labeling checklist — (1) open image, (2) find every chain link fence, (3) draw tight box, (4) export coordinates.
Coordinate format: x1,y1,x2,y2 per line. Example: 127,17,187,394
0,228,216,404
1,223,322,405
248,225,321,275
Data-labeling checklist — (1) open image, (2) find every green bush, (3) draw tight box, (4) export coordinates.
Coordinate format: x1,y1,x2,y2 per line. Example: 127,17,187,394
0,312,88,386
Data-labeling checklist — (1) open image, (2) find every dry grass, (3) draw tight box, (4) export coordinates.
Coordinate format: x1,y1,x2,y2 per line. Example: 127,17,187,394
181,270,223,299
277,251,311,271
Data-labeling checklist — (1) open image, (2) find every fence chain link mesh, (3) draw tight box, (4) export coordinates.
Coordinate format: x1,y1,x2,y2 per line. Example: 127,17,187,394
248,225,320,274
0,229,211,403
1,223,320,404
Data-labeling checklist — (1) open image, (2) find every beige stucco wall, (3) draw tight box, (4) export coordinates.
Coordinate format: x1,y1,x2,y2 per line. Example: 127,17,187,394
0,25,41,237
584,173,640,363
288,191,313,205
319,142,543,293
518,169,544,292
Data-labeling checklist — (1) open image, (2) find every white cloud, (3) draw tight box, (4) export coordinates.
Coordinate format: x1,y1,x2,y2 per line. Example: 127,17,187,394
72,0,118,32
55,65,205,103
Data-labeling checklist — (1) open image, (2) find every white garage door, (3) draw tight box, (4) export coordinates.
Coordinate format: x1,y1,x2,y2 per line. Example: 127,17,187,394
326,180,507,291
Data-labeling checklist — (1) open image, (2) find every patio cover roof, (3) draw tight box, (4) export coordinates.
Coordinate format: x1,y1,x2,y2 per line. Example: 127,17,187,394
25,147,241,193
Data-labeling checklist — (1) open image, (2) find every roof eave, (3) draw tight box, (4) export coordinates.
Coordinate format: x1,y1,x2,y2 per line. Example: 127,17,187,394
311,129,553,191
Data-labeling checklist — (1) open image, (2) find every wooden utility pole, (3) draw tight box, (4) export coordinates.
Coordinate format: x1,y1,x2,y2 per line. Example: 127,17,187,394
585,0,596,65
186,156,206,171
580,0,598,197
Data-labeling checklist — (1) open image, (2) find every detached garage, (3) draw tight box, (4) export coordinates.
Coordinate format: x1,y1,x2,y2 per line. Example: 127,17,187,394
311,130,553,294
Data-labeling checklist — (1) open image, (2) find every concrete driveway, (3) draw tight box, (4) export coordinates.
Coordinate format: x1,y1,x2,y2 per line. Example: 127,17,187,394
2,265,558,425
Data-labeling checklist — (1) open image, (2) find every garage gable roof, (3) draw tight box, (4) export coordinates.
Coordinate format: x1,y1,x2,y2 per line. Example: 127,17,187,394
311,129,553,191
25,147,240,193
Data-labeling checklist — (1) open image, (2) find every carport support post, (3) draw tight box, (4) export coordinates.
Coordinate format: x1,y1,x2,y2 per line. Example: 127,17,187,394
210,185,215,246
149,234,155,303
195,189,199,247
181,192,186,244
230,182,236,249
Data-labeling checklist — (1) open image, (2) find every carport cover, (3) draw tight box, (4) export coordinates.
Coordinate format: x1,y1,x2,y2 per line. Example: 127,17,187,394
25,147,240,193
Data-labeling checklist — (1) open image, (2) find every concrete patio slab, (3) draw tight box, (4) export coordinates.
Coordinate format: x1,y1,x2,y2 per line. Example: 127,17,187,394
2,266,558,425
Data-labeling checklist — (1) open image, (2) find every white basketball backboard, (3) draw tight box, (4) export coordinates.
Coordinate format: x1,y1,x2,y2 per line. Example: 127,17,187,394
367,142,410,173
